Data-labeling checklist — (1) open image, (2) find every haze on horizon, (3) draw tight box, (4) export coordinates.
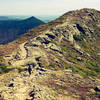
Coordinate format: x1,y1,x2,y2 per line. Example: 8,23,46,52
0,0,100,16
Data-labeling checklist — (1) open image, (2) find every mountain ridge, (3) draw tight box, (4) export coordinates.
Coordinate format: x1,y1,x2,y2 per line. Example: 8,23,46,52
2,8,100,79
0,8,99,56
0,8,100,100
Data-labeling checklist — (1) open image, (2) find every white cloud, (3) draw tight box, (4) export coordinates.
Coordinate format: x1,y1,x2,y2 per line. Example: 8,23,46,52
0,0,100,15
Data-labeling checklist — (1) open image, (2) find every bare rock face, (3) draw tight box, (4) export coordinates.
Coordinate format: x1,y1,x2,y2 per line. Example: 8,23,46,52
1,8,100,100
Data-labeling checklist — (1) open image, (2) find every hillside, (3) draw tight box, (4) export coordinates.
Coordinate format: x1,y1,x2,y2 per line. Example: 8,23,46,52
0,16,45,44
0,8,100,100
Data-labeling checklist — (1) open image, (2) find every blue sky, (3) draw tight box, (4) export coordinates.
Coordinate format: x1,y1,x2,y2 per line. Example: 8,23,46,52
0,0,100,16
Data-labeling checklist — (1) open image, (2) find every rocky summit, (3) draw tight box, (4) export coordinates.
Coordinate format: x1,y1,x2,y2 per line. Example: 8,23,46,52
0,8,100,100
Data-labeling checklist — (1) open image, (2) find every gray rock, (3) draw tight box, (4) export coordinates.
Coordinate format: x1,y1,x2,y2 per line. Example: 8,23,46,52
89,89,96,94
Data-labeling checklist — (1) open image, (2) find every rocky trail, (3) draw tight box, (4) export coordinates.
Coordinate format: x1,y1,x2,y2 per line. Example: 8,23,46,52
0,67,100,100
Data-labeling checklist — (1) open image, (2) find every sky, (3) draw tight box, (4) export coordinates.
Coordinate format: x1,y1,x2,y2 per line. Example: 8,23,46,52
0,0,100,16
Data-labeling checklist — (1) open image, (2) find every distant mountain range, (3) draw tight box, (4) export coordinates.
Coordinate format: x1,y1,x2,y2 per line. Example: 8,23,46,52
0,15,59,23
0,16,45,44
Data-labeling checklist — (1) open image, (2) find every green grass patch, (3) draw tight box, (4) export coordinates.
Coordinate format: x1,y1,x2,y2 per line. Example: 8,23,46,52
16,67,27,73
73,34,84,41
86,61,100,75
0,64,14,74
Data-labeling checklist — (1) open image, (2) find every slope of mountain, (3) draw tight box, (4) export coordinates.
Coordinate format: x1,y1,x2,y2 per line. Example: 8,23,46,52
0,8,100,100
0,16,45,44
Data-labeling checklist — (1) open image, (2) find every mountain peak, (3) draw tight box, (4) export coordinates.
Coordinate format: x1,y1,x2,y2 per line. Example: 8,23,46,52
26,16,36,20
63,8,100,17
